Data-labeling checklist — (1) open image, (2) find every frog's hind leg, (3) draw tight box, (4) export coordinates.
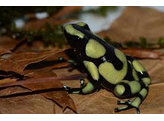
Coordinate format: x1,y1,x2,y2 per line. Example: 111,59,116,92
114,55,151,113
125,55,151,87
114,85,148,113
113,80,148,113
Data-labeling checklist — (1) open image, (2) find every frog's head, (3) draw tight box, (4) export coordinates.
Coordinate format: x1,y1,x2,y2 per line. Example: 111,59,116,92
64,22,91,58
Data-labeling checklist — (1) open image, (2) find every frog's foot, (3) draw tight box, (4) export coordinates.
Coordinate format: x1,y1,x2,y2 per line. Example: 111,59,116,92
67,59,77,66
63,85,81,94
58,57,78,70
58,57,65,61
80,78,85,87
114,100,140,114
67,59,78,71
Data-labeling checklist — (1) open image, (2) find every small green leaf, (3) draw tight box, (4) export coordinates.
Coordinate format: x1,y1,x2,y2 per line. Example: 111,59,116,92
139,37,147,48
83,6,118,17
158,37,164,47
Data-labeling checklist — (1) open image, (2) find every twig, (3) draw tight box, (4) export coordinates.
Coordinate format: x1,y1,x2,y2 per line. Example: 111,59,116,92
0,73,87,89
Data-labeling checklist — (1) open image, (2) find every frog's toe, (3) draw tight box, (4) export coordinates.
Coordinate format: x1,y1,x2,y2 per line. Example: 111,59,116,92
63,85,81,94
114,105,140,114
115,100,140,114
117,100,131,105
114,106,129,112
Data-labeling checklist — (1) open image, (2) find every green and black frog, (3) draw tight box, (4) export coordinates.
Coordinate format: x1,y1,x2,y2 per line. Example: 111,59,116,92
63,22,151,113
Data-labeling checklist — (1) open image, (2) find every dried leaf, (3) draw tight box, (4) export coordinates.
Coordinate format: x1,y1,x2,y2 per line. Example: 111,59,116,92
0,48,66,75
0,37,23,51
14,40,45,53
0,78,17,85
11,50,63,68
52,6,82,19
98,7,164,43
25,69,57,78
0,74,87,89
24,19,73,30
140,84,164,114
120,48,163,59
0,47,11,56
21,79,76,111
24,6,82,30
51,62,70,69
0,74,87,112
0,59,23,74
0,87,55,114
65,90,119,114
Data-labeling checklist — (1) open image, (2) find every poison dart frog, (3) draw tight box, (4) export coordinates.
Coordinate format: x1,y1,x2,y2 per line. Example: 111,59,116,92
63,22,151,113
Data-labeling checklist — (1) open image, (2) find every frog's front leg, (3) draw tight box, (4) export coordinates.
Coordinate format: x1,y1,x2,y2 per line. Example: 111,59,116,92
64,60,101,94
58,57,79,71
64,81,99,94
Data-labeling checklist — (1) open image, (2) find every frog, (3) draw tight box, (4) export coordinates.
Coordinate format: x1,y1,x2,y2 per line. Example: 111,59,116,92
63,22,151,113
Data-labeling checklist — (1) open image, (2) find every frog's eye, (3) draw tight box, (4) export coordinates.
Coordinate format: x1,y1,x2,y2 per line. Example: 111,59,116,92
76,22,91,32
77,36,83,40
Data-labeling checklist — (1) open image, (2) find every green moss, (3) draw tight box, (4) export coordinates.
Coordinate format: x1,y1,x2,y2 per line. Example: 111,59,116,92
139,37,147,48
83,6,118,17
158,37,164,48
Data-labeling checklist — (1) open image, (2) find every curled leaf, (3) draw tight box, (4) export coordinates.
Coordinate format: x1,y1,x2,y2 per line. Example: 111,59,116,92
0,48,66,76
0,74,87,112
120,48,163,59
0,47,11,56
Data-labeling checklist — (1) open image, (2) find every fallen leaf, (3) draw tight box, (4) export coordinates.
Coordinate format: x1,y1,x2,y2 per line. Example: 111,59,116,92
24,6,82,30
0,87,55,114
21,79,76,112
51,62,70,69
0,48,66,76
0,36,24,51
11,50,64,69
24,19,73,31
0,78,17,85
140,84,164,114
120,48,163,59
0,74,88,89
0,74,87,112
52,6,82,19
0,47,11,56
24,68,57,78
98,6,164,43
0,59,24,76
